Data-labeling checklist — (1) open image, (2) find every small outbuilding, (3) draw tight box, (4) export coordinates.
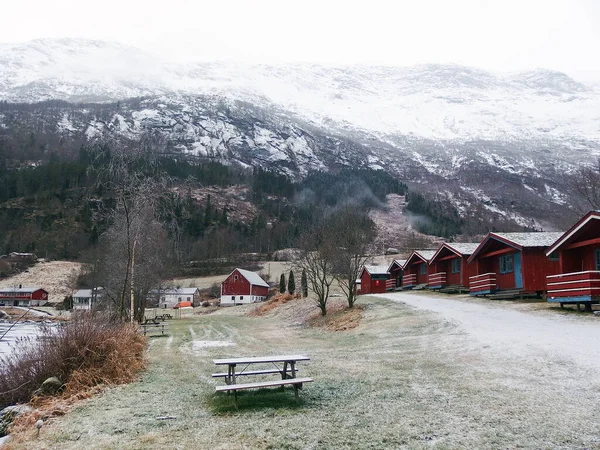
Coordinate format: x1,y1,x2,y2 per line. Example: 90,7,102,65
402,250,436,289
428,243,479,290
220,268,269,305
148,287,201,309
544,211,600,310
359,265,390,294
467,232,563,296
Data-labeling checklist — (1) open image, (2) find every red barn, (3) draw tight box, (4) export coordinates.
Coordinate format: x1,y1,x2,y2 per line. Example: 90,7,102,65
428,243,479,290
402,250,436,289
220,268,269,306
359,265,390,294
0,286,49,307
387,259,406,291
467,232,563,296
545,211,600,310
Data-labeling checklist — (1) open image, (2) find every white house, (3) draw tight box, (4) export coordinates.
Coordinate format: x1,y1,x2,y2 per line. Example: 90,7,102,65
72,287,104,310
148,288,200,309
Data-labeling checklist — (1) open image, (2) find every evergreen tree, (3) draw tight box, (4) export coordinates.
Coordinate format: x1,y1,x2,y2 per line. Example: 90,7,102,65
279,273,286,294
288,270,295,295
301,269,308,297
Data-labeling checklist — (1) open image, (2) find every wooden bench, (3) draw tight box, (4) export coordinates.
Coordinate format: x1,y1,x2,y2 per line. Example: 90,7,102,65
140,323,169,336
216,377,313,408
212,368,300,380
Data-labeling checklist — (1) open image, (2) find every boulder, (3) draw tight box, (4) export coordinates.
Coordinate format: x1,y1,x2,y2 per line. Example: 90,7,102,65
38,377,64,395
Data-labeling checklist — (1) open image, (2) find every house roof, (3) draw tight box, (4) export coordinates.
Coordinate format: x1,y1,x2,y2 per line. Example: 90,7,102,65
235,268,270,288
468,231,564,263
430,242,480,263
363,265,390,276
73,288,104,298
149,287,199,295
545,211,600,256
405,250,436,266
387,259,407,272
0,286,44,294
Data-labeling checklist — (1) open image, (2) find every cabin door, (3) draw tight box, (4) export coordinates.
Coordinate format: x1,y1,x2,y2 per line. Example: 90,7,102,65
514,252,523,289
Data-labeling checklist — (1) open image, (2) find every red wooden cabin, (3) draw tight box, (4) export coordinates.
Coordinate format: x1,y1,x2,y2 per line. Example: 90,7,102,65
220,268,269,306
387,259,406,291
0,286,49,306
428,243,479,289
359,265,390,294
467,232,563,296
545,211,600,310
402,250,436,289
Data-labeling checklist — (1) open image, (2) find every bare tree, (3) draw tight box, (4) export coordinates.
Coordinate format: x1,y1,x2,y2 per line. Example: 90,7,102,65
295,223,337,316
330,208,376,308
88,144,178,322
572,158,600,210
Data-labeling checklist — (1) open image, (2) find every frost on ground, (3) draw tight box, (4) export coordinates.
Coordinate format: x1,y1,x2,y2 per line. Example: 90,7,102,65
11,294,600,449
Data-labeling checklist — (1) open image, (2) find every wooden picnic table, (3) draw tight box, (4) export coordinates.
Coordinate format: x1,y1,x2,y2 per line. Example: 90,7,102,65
213,355,312,408
213,355,309,385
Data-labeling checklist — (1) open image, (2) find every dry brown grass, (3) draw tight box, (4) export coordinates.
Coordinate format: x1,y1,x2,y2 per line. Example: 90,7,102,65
248,292,300,316
307,303,364,331
0,314,146,411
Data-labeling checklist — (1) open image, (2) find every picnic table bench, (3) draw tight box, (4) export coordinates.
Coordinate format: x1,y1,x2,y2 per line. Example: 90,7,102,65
213,355,312,408
139,322,169,336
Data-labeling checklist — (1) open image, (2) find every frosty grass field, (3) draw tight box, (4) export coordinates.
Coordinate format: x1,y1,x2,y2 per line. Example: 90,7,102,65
11,292,600,449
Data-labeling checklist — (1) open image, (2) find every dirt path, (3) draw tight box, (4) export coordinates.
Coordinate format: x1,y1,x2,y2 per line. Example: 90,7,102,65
379,292,600,372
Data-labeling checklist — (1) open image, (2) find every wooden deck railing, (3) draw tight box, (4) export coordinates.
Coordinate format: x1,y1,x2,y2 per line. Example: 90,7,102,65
385,279,396,291
428,272,446,289
402,273,417,288
546,271,600,300
469,273,497,295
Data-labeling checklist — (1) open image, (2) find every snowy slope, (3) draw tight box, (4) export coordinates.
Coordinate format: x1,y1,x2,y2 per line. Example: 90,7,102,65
0,38,599,229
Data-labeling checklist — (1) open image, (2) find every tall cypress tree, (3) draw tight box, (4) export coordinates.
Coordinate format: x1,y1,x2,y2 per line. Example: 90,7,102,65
288,270,295,295
279,273,286,294
301,269,308,297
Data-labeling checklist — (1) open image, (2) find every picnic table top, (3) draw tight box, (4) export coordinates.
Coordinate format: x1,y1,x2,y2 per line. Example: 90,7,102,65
213,355,310,365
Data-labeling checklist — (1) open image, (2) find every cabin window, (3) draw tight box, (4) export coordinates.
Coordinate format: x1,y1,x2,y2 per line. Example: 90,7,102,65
240,296,244,300
499,254,514,274
420,263,427,275
451,259,461,274
596,249,600,270
231,296,235,300
548,251,559,262
234,275,238,281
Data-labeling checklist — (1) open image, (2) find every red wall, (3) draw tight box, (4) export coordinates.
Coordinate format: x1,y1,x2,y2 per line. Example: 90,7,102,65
360,271,387,294
221,269,251,296
0,289,48,300
389,268,403,288
522,249,561,292
251,285,269,296
405,262,428,285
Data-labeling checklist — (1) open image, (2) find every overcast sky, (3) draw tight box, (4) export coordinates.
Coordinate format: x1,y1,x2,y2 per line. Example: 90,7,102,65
3,0,600,80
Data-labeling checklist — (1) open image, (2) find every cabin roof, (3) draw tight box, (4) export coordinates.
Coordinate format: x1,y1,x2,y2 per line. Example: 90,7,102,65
405,250,436,266
492,232,564,247
0,286,44,294
234,268,270,287
430,242,479,262
363,265,390,276
468,231,564,263
545,211,600,256
387,259,407,272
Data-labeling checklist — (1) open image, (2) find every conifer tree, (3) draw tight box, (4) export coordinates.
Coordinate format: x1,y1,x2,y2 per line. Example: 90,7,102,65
288,270,295,295
279,273,286,294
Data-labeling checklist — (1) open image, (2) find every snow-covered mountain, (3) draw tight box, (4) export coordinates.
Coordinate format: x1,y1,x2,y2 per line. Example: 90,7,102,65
1,38,599,230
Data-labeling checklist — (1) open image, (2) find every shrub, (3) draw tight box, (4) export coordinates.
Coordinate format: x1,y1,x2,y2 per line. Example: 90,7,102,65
0,313,146,409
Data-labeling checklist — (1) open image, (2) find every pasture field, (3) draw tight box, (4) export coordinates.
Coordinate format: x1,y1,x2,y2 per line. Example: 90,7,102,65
8,294,600,449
